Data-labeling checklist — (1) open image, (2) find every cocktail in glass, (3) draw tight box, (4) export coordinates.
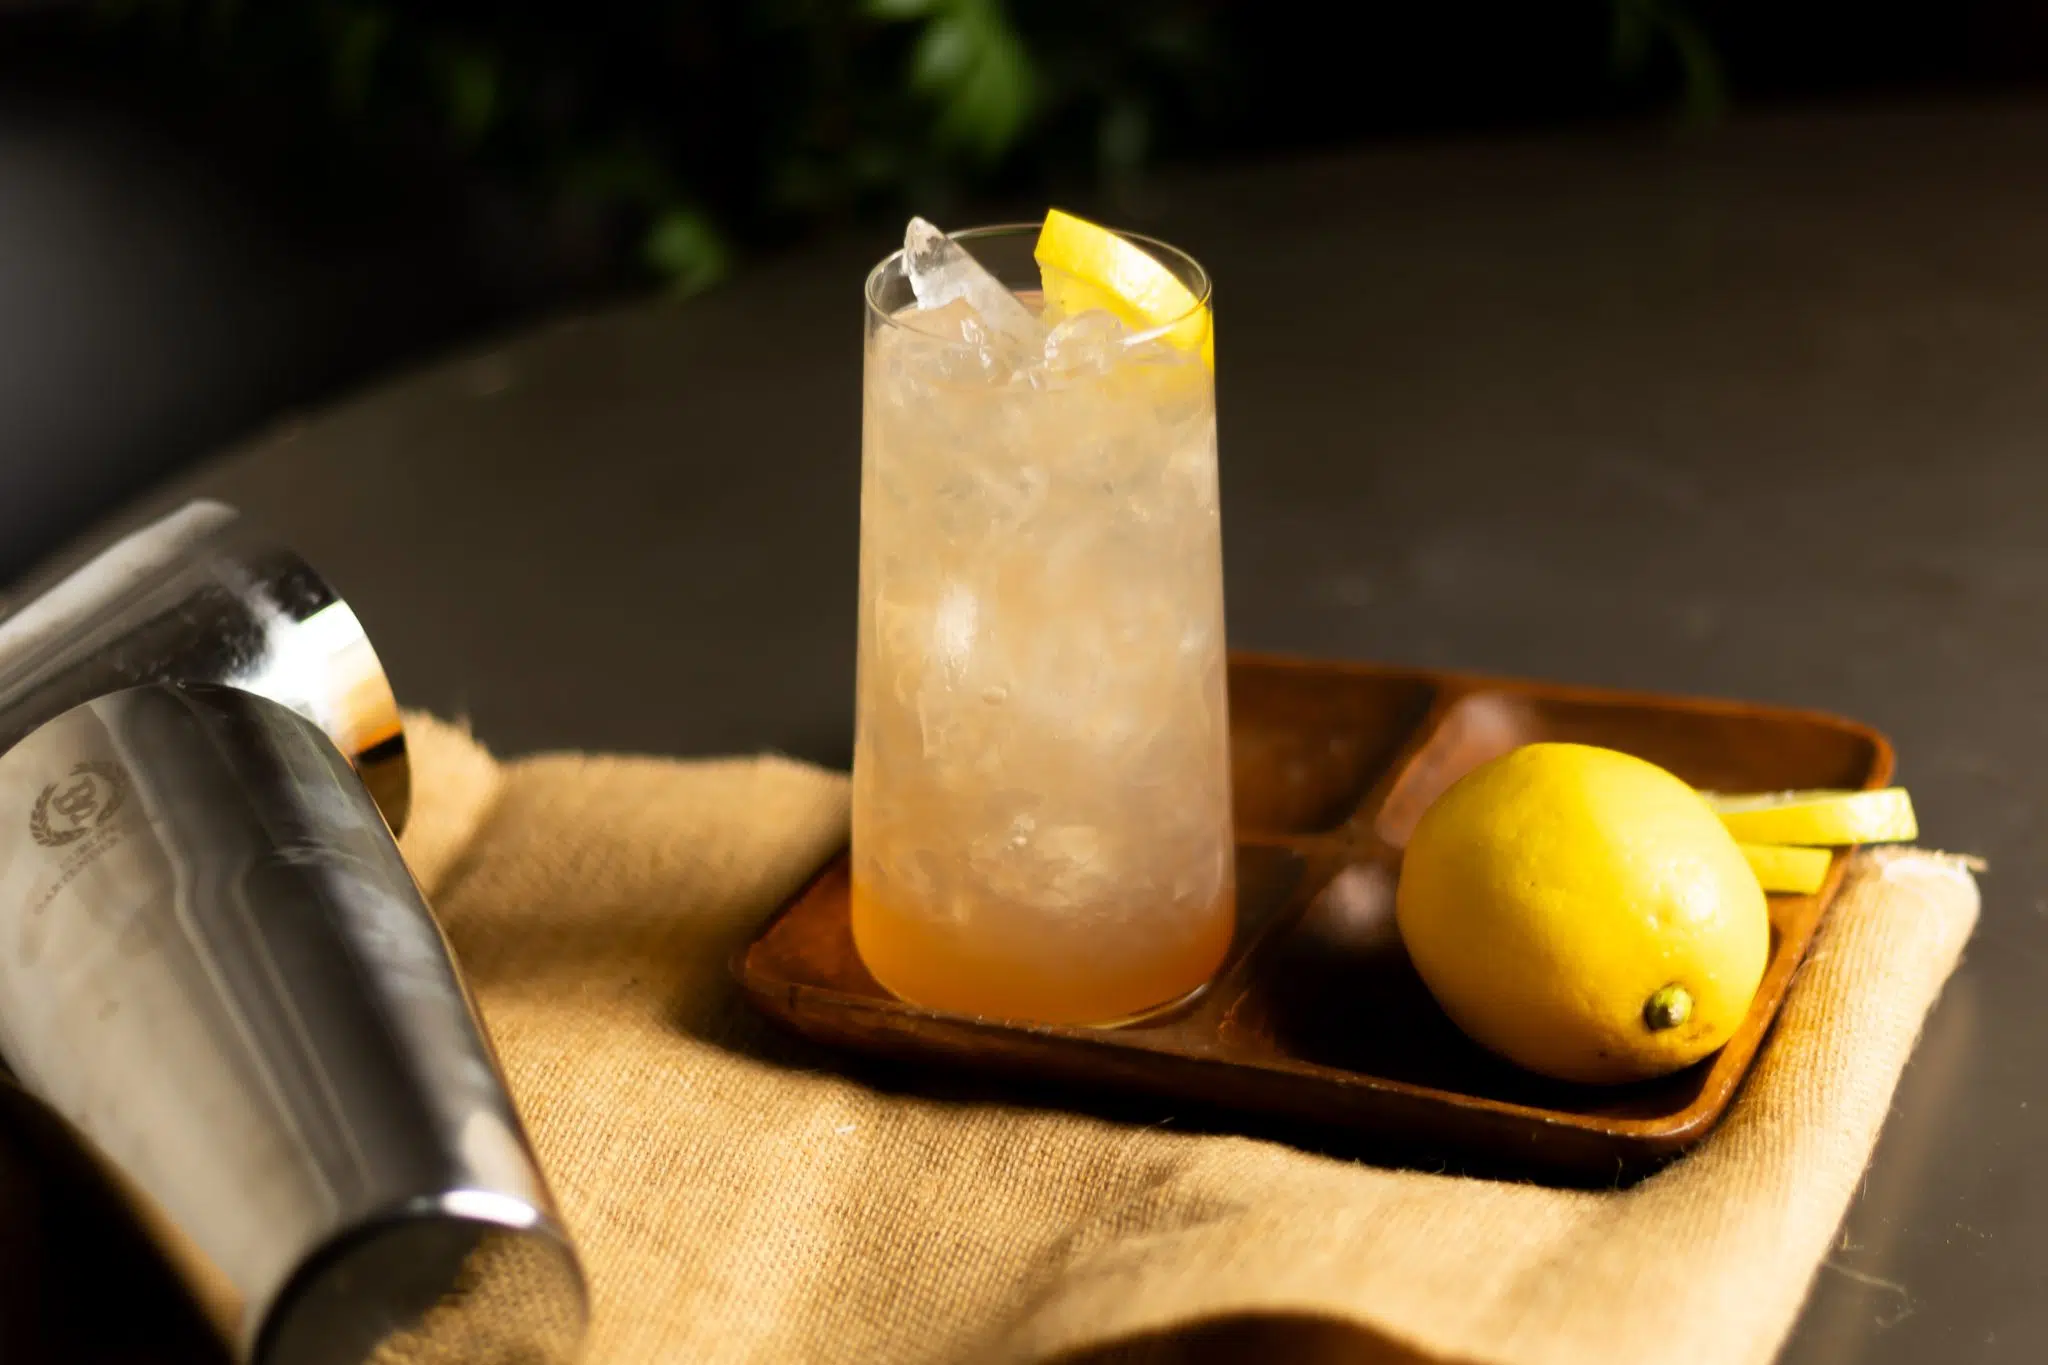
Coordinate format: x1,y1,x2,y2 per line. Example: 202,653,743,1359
852,218,1233,1027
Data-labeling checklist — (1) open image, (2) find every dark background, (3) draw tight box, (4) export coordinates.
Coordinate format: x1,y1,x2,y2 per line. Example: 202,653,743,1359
8,0,2048,579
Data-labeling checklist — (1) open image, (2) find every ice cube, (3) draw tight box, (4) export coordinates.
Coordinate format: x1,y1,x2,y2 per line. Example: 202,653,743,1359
1041,308,1131,377
930,583,979,682
896,297,983,343
1038,824,1115,907
903,217,1045,352
893,297,1018,384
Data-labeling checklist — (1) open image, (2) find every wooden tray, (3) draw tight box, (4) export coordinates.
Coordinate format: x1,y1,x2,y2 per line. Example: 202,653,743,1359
734,653,1893,1181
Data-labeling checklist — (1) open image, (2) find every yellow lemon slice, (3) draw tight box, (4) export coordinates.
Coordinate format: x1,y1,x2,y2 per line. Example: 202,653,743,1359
1034,208,1214,368
1738,842,1833,895
1702,788,1917,846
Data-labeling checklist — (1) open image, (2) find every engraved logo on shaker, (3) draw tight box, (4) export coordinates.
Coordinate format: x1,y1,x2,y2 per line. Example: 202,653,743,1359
30,761,129,849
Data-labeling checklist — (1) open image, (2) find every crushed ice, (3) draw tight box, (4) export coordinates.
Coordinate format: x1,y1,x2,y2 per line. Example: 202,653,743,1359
1042,309,1131,376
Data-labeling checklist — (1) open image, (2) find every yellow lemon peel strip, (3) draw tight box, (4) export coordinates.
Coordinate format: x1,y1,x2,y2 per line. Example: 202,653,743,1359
1738,842,1833,894
1702,787,1917,846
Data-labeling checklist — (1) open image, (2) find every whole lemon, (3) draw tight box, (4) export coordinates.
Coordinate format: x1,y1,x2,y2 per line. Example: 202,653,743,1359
1395,742,1769,1085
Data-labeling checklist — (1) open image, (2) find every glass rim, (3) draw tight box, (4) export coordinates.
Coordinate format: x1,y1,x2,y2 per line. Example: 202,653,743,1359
863,220,1213,349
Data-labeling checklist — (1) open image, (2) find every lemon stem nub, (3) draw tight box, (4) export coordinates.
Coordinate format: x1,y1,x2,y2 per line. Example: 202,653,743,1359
1643,984,1694,1032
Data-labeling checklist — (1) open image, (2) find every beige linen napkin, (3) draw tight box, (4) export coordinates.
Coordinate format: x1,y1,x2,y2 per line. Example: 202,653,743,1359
1,717,1980,1365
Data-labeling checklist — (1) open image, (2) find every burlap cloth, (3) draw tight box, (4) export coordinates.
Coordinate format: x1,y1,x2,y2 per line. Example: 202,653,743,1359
0,716,1981,1365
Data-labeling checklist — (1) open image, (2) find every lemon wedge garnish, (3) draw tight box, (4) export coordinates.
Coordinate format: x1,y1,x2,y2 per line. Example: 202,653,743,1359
1701,788,1917,846
1738,842,1833,894
1034,208,1213,368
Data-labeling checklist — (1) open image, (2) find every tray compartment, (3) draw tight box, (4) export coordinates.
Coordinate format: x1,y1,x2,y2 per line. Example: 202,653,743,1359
1221,855,1723,1125
1227,658,1436,837
1375,688,1887,849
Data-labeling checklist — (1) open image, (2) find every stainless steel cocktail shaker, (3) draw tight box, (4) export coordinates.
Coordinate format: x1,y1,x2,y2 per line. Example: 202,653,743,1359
0,505,585,1363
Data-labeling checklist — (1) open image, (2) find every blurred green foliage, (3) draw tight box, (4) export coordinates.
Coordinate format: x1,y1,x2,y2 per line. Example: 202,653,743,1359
84,0,1236,293
1612,0,1726,123
81,1,1717,294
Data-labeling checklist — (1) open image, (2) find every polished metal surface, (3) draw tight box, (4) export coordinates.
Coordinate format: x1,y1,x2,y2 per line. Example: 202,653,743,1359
0,684,583,1363
0,500,409,831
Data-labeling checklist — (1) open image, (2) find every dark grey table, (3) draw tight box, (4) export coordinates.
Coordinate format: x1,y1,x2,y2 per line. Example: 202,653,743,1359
90,98,2048,1362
